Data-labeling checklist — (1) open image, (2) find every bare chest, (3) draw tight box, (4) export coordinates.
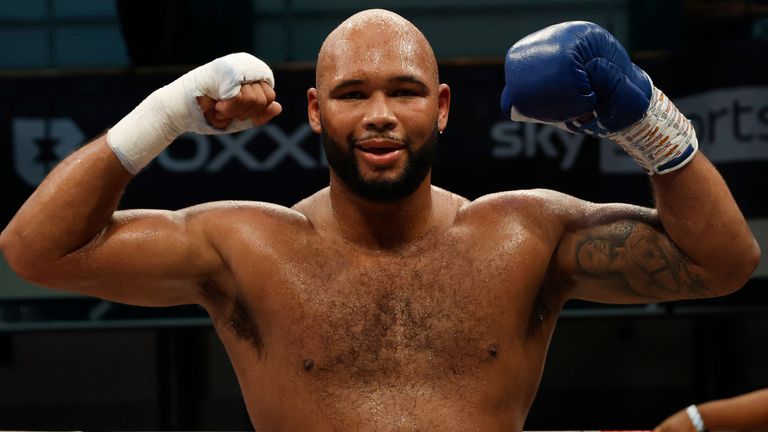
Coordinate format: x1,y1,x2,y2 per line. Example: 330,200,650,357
234,232,555,387
294,252,500,380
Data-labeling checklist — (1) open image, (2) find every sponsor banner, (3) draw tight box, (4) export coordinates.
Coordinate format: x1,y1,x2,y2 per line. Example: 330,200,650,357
3,67,765,213
600,86,768,174
1,59,765,308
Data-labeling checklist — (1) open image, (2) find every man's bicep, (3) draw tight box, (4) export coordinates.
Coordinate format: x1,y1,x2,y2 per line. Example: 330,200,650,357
558,207,715,304
46,208,222,307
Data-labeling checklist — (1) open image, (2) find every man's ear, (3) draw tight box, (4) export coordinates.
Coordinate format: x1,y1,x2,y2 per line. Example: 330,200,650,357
437,83,450,133
307,88,322,134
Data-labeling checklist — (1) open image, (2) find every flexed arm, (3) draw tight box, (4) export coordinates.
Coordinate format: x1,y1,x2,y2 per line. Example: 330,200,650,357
501,22,759,302
0,54,281,306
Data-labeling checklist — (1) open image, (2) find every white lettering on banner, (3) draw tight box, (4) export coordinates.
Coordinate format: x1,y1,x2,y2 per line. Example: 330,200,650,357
600,86,768,174
490,121,585,170
155,124,318,172
260,124,316,169
156,133,211,172
12,118,83,187
11,118,325,184
206,129,261,171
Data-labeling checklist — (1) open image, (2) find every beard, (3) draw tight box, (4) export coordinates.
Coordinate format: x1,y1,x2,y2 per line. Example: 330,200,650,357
321,125,439,202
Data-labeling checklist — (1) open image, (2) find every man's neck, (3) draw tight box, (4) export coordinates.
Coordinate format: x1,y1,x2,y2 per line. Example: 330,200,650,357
328,174,436,250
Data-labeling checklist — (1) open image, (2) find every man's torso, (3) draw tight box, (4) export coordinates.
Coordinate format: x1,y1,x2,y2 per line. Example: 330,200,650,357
200,188,569,431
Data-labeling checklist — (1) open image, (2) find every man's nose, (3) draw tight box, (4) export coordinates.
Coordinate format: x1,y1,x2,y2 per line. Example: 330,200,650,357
363,92,396,132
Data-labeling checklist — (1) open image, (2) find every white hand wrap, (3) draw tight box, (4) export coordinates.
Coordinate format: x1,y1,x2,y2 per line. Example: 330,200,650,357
107,53,274,174
608,86,698,175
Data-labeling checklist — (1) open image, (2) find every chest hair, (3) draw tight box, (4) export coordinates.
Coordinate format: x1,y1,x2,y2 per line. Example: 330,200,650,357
282,234,517,387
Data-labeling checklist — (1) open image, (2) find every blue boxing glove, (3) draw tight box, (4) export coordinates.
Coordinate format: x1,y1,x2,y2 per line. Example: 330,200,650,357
501,21,698,174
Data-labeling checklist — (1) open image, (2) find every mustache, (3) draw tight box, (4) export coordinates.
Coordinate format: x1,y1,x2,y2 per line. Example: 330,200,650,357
350,133,406,146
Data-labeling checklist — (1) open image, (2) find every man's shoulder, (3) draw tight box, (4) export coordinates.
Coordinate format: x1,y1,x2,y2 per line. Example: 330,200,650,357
461,188,587,217
441,188,584,249
178,199,314,233
454,188,595,239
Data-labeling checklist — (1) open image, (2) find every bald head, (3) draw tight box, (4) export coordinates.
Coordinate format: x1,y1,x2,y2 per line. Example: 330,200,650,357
315,9,439,93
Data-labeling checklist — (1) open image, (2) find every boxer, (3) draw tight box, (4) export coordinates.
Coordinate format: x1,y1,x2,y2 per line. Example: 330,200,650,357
1,9,759,431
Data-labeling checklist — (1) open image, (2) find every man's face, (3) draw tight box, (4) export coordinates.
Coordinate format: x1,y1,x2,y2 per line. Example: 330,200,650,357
308,17,450,201
577,239,614,274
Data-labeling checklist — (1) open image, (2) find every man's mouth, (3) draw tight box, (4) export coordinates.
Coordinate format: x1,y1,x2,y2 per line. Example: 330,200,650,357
360,147,400,155
353,138,406,166
355,138,406,154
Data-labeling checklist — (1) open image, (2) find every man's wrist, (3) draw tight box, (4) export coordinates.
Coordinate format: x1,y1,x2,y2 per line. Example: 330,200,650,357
686,404,707,432
608,86,699,175
106,88,180,174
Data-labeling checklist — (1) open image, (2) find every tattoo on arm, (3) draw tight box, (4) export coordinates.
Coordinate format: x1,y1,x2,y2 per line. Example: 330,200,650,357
575,220,713,298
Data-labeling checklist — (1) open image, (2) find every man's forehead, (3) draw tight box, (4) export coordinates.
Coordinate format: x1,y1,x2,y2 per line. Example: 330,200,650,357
324,35,426,70
317,9,437,88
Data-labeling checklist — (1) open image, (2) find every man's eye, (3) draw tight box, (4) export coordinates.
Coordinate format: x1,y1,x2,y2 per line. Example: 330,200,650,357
339,92,364,100
393,89,417,97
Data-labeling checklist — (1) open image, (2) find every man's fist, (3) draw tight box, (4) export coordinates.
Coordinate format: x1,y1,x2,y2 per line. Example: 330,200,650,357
198,81,282,130
500,21,652,136
500,22,698,174
108,53,279,174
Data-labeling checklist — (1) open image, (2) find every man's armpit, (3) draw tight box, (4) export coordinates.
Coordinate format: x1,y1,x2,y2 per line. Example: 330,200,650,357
574,220,713,299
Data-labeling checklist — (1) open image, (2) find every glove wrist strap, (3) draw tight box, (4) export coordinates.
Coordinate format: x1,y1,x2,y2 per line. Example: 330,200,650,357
608,86,698,175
